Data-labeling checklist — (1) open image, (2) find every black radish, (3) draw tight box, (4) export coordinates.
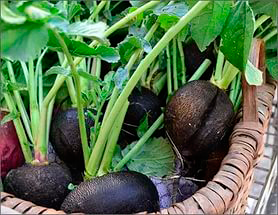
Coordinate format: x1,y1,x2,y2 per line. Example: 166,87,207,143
61,171,160,214
165,80,234,157
4,163,72,209
49,108,94,171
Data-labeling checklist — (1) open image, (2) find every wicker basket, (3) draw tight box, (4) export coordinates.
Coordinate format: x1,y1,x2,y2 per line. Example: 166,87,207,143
1,40,277,214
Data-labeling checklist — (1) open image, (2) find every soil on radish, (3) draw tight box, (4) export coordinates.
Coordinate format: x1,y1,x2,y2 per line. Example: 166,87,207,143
0,111,24,179
61,171,160,214
165,80,234,159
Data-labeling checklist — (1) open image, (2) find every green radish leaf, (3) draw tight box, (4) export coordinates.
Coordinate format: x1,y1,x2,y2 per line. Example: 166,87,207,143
65,21,107,41
118,36,152,64
94,46,120,63
1,23,49,62
0,2,26,24
7,81,27,92
0,111,20,125
158,14,179,31
266,35,277,50
111,145,123,170
220,1,255,71
154,2,188,17
129,25,147,38
266,56,278,80
130,1,148,7
55,1,83,20
245,61,263,85
48,17,69,32
122,137,175,177
101,71,115,100
137,114,149,138
67,2,84,21
179,25,189,42
47,31,119,62
114,67,128,91
250,0,278,25
78,70,98,81
44,66,71,77
103,8,112,21
191,1,232,52
17,1,60,19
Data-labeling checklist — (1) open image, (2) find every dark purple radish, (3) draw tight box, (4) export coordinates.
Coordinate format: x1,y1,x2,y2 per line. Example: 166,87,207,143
4,162,72,209
184,41,216,80
49,108,94,174
120,87,162,147
165,80,234,159
61,171,160,214
0,111,24,179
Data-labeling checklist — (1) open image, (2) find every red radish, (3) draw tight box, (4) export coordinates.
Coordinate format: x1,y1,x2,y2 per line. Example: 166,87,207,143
0,110,24,178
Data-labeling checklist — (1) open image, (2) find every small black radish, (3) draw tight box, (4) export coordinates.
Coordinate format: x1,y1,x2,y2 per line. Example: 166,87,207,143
120,87,162,147
4,162,72,209
49,108,94,172
61,171,160,214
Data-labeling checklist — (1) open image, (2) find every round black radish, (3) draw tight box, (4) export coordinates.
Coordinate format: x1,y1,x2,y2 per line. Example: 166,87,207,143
49,108,94,172
61,171,160,214
183,41,215,80
4,163,72,209
120,87,162,147
165,80,234,157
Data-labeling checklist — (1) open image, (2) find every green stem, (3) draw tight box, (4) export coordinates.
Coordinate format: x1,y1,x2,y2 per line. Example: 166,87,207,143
173,37,178,91
38,63,43,111
234,89,242,113
254,15,270,31
215,50,224,81
3,91,32,163
216,61,240,90
229,73,237,105
45,98,55,148
127,49,141,72
114,114,164,171
152,73,167,95
102,88,119,126
89,0,106,21
35,48,48,108
230,73,241,105
189,59,211,82
256,22,273,38
110,0,122,12
36,75,66,162
166,45,172,95
263,28,278,42
177,34,186,84
66,78,77,105
6,61,33,142
52,29,90,166
28,59,40,141
20,61,29,86
85,1,210,178
95,58,101,78
146,60,159,88
92,100,106,146
97,100,129,176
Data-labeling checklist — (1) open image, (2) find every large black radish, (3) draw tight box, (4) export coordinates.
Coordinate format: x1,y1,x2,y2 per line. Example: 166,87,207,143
61,171,160,214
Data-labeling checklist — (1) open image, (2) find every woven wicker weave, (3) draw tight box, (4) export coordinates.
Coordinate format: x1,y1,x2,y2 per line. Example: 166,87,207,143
1,40,277,214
